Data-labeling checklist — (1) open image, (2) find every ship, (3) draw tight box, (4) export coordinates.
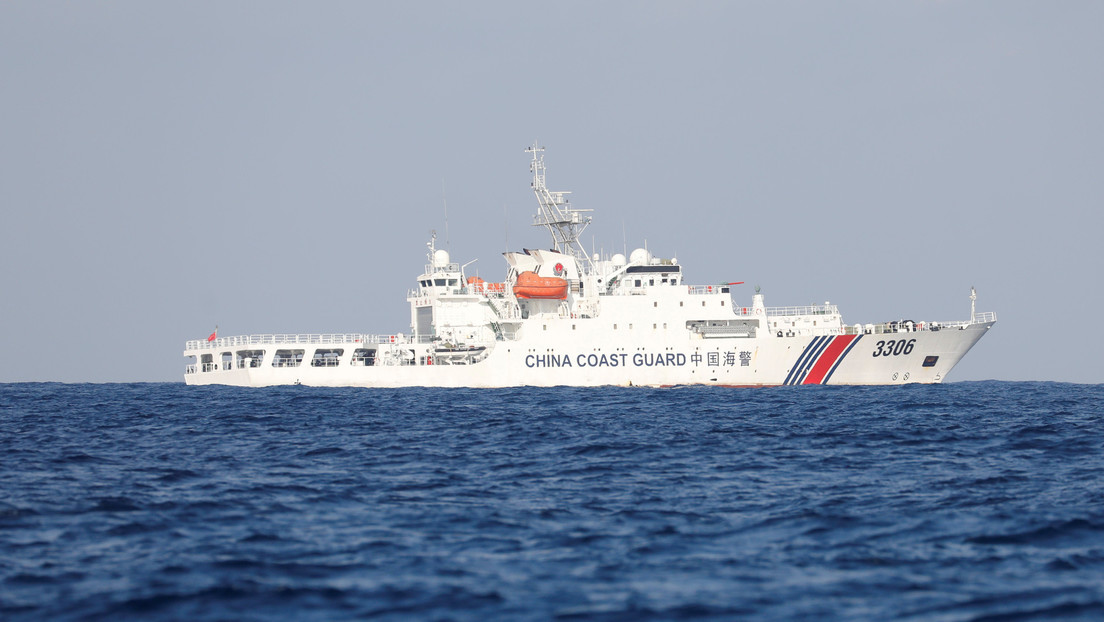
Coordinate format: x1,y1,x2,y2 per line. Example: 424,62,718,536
184,145,995,388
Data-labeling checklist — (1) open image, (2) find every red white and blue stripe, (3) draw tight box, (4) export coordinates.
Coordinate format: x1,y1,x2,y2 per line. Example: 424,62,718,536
784,335,864,385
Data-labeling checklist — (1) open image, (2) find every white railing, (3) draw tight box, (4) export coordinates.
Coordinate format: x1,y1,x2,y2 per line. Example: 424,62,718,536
424,263,460,273
766,304,839,317
687,285,729,295
185,333,404,350
839,311,998,335
409,286,513,299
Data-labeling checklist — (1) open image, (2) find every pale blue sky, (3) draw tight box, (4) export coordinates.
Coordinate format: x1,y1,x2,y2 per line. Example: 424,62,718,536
1,1,1101,383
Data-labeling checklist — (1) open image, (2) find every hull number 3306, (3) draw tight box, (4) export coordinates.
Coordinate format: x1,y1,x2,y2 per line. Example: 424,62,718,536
873,338,916,357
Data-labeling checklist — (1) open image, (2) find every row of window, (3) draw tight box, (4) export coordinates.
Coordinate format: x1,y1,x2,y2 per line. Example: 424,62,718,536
420,278,460,288
200,348,378,370
654,301,724,307
544,323,671,331
633,277,680,287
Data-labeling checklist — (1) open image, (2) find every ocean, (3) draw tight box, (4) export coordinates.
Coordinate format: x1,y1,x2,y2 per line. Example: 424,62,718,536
2,381,1103,621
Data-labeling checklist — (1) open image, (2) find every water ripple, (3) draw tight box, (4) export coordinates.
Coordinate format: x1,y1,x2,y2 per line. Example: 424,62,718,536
1,381,1103,620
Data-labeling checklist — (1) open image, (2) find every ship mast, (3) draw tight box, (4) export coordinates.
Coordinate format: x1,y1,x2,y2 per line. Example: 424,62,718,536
526,143,593,270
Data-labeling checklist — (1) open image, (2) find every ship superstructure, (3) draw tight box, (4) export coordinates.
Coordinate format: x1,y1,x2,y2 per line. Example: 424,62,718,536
184,146,995,387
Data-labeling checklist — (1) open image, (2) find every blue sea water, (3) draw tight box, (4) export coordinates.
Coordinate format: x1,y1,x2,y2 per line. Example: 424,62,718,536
2,382,1103,621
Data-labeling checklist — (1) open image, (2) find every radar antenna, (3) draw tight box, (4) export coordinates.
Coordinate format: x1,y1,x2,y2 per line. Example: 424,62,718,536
526,143,593,269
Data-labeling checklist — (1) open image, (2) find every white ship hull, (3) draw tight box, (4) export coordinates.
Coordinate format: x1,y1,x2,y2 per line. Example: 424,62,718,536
185,319,994,388
184,146,995,388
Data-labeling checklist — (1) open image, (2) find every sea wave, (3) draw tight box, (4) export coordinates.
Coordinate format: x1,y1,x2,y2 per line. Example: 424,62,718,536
2,381,1103,620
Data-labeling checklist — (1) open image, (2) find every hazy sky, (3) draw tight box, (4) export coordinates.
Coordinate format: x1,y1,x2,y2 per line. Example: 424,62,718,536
2,1,1101,383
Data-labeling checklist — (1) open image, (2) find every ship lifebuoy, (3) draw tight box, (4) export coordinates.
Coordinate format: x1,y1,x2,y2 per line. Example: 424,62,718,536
755,308,763,315
389,335,396,343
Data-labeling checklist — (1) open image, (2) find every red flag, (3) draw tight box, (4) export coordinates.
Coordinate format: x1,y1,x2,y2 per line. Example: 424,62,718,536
207,326,218,342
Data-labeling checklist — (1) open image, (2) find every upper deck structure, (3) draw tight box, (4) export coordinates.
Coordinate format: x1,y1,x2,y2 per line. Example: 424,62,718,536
185,146,994,387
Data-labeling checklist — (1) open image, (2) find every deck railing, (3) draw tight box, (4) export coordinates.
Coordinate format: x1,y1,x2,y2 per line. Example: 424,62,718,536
839,311,997,335
186,333,400,350
687,286,730,295
765,304,840,317
185,333,444,350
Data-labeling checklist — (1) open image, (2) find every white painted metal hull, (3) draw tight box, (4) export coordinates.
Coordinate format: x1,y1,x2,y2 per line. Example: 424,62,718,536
184,321,994,388
184,146,995,388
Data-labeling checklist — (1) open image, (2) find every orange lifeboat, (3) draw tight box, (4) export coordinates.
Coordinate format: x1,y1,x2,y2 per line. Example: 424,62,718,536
512,271,568,300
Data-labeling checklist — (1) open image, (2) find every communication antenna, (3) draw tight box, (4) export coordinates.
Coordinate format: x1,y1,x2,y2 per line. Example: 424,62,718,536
441,178,450,251
525,142,593,268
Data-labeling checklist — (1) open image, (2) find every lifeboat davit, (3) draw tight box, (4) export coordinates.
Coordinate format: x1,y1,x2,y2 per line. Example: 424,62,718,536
512,271,568,300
